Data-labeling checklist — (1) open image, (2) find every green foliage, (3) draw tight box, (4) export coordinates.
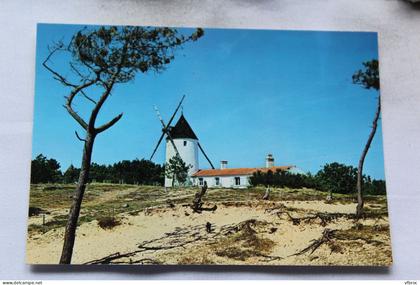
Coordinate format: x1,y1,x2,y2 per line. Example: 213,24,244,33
89,163,109,182
363,177,386,195
316,163,386,195
110,159,164,185
352,59,380,90
316,162,357,195
31,154,62,184
249,162,386,196
249,170,318,189
67,26,204,84
31,155,164,185
165,155,191,186
87,159,164,184
63,164,80,183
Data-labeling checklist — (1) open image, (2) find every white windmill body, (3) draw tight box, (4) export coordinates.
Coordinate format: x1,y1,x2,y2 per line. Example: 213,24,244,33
149,96,215,188
164,115,199,187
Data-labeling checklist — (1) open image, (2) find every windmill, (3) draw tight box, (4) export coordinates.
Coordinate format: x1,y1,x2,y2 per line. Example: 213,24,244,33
150,95,215,187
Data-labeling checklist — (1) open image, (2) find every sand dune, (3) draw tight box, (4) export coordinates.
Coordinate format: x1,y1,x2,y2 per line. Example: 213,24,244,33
26,200,392,265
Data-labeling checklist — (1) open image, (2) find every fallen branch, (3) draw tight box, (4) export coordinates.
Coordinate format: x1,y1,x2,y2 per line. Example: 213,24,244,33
285,212,301,225
266,207,356,227
85,219,278,264
128,258,160,265
85,223,219,264
290,228,336,256
85,252,134,264
193,204,217,213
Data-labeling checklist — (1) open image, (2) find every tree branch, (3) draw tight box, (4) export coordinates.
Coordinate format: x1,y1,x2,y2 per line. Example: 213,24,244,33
95,113,123,134
88,42,128,132
64,79,98,130
80,90,97,105
43,45,78,88
43,44,101,130
70,62,91,81
74,130,87,142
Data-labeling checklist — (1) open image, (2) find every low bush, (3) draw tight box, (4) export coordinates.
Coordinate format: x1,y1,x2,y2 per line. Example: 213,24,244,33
97,216,120,230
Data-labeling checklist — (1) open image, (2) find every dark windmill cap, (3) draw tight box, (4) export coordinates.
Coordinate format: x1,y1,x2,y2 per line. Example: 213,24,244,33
168,114,198,140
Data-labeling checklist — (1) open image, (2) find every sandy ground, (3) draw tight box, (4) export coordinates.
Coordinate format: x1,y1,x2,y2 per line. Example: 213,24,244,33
26,200,392,265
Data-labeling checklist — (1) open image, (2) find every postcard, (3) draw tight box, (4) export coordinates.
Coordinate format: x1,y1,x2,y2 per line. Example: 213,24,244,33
27,24,391,265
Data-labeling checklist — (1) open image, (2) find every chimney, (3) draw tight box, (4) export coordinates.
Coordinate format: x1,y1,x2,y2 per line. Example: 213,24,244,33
220,160,228,169
266,154,274,168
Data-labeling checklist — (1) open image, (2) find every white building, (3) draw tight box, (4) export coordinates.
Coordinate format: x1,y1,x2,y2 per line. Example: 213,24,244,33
191,156,294,189
163,115,295,189
164,114,199,187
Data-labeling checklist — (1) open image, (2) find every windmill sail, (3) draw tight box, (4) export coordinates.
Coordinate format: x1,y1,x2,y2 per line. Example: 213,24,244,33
149,132,165,160
149,96,185,160
150,95,215,176
198,142,215,169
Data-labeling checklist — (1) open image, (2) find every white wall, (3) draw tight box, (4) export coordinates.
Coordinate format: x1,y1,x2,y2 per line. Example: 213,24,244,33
194,175,250,188
220,175,250,188
165,138,198,187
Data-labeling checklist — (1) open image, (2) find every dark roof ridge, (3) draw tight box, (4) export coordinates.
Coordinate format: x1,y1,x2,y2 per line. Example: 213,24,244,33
168,114,198,140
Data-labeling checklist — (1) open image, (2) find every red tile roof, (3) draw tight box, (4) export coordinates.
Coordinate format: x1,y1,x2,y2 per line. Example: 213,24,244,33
191,166,294,177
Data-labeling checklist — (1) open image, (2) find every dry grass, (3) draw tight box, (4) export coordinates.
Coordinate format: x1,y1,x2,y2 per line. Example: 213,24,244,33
28,183,388,233
206,187,356,204
28,214,95,234
335,223,389,244
214,219,276,261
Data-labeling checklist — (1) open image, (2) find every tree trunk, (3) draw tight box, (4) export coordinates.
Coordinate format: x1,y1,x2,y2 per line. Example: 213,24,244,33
263,186,270,200
356,96,381,218
192,183,208,212
172,174,175,188
59,132,96,264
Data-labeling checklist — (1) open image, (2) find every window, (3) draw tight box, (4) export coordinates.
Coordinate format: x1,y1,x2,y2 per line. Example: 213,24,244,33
234,177,240,186
215,177,220,186
183,140,187,146
199,178,204,186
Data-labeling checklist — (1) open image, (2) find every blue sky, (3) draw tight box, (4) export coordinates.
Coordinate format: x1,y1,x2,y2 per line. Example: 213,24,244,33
32,24,384,179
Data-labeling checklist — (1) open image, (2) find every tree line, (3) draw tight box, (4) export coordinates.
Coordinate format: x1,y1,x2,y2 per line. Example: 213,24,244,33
31,154,164,185
32,154,385,195
249,162,386,196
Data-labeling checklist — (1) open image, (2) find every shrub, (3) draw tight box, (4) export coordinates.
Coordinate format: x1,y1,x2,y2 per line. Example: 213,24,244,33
249,170,318,189
249,162,386,196
315,162,357,194
97,216,120,229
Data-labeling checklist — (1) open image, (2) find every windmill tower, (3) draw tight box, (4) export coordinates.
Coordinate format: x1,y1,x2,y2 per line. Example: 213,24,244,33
150,95,215,187
164,115,198,187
